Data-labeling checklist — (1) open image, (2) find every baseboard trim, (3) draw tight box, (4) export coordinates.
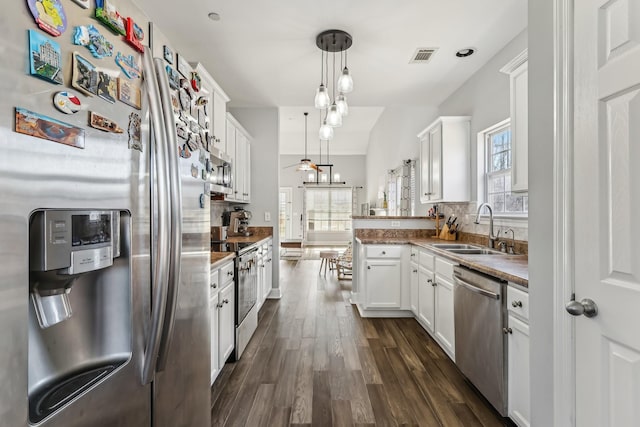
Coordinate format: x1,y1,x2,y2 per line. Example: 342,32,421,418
267,288,282,299
355,304,414,318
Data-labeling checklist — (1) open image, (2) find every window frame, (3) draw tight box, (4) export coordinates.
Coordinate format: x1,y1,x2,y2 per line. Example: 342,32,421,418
477,119,528,220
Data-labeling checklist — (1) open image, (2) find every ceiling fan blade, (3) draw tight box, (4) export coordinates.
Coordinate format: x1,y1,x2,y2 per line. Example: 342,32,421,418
282,161,301,169
310,163,323,173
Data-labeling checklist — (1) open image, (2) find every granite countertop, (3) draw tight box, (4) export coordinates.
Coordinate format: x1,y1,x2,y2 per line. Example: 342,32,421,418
356,236,528,287
210,252,235,267
351,216,435,220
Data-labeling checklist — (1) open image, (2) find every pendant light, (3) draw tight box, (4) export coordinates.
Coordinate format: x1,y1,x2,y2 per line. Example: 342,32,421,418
336,93,348,116
326,51,342,127
319,110,334,140
297,112,313,171
337,49,353,94
314,50,330,109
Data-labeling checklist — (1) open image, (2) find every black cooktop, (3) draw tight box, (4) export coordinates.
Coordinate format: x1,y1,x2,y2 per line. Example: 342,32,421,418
211,241,257,254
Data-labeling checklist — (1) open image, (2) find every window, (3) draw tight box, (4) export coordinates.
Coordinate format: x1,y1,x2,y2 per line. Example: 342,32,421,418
482,121,528,215
305,188,352,232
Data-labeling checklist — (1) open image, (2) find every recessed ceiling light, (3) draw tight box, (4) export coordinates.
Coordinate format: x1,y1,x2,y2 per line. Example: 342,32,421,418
456,48,475,58
208,12,220,21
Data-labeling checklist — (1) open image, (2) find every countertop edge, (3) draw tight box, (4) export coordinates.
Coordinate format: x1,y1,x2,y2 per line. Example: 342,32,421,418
210,253,236,268
356,237,528,287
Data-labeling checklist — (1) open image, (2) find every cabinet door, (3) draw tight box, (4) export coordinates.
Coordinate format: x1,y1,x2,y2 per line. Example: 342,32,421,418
365,260,402,309
209,292,219,384
419,136,431,203
434,274,455,358
418,266,435,333
256,254,265,310
429,125,443,201
243,140,251,202
213,91,227,151
235,133,246,201
508,314,530,427
510,61,528,192
225,120,237,200
218,283,235,368
410,262,419,315
264,250,273,301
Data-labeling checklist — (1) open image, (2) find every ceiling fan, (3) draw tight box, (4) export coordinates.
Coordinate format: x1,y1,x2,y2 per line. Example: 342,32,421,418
282,112,322,172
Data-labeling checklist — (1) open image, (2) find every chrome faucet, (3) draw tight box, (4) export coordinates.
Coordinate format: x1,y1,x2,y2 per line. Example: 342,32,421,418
474,203,498,249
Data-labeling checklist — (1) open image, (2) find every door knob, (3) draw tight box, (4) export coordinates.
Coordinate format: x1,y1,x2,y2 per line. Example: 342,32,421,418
565,298,598,318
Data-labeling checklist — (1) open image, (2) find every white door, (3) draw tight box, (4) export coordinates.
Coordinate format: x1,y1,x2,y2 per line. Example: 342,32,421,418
573,1,640,425
279,187,293,240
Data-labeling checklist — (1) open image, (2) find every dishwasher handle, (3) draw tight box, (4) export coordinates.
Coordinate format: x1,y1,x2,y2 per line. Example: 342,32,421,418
453,275,500,299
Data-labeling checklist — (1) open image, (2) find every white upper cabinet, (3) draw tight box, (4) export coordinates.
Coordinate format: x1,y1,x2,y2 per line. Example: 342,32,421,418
226,113,252,203
191,63,230,154
418,116,471,203
500,50,528,192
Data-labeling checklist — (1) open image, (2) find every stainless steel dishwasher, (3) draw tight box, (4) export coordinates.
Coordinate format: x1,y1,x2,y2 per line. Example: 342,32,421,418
453,265,508,416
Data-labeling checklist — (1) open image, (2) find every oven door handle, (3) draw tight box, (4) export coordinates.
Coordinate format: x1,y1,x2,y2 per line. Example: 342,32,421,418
453,275,500,300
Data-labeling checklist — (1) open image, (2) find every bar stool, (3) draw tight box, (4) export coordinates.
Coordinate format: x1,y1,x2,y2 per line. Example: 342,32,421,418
319,250,339,276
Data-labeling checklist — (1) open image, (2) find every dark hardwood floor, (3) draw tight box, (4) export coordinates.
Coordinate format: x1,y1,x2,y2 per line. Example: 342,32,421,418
210,259,511,426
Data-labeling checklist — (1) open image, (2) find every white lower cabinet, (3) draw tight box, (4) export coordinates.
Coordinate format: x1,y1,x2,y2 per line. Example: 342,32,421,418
263,247,273,301
507,285,530,427
210,260,235,385
365,260,402,308
218,282,235,366
434,258,456,360
417,266,435,333
410,262,419,315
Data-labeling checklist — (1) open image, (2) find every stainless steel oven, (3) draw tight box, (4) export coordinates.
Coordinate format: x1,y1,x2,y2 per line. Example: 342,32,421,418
234,244,258,359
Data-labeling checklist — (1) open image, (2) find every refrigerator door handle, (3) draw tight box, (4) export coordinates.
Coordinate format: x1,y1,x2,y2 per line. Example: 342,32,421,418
154,57,183,372
141,47,172,385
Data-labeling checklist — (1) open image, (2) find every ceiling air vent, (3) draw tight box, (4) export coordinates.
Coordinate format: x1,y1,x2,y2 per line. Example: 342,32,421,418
409,48,438,64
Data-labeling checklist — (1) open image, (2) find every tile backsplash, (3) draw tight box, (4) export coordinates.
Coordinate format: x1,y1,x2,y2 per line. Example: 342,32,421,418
436,202,528,242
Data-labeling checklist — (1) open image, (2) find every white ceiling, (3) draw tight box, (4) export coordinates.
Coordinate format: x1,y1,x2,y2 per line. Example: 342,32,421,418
135,0,527,154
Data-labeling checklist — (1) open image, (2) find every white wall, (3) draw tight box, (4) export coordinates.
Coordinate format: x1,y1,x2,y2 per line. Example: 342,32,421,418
228,107,281,294
438,29,528,200
280,154,366,240
527,1,554,425
366,106,438,210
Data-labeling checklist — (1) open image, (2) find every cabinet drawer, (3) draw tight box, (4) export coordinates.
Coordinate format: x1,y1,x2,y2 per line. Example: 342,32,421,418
219,261,235,286
365,245,403,258
419,251,434,270
410,246,419,261
507,285,529,321
435,257,456,280
210,268,220,291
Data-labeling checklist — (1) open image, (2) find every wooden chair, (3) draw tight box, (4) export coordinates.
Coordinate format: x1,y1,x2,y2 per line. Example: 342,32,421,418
336,244,353,280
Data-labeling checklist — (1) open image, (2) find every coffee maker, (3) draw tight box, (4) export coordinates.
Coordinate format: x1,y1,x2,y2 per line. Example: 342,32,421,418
224,207,252,237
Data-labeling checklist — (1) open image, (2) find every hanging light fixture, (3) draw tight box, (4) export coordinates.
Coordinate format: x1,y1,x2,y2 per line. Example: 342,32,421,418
296,112,315,171
314,50,330,109
337,49,354,93
315,30,353,133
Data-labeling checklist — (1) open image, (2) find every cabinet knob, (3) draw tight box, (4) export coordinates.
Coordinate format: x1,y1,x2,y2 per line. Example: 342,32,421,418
511,300,523,308
223,299,229,304
503,327,513,335
211,283,217,289
227,271,233,276
413,269,418,273
410,253,415,257
367,266,371,270
216,302,224,308
427,279,432,283
381,251,386,255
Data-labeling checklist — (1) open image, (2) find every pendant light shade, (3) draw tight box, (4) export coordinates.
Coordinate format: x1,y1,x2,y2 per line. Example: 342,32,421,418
319,120,334,140
326,104,342,127
337,67,353,93
314,84,330,109
336,93,348,116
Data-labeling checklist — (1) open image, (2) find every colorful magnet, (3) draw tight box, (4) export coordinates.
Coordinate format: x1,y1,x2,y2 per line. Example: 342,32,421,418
163,45,173,64
166,65,179,90
176,53,190,77
97,72,117,104
179,143,191,159
176,125,188,140
90,111,123,133
15,107,84,149
117,78,141,109
170,94,179,112
115,52,141,79
186,133,198,152
125,17,144,53
27,0,67,37
72,25,114,58
190,164,198,178
53,91,82,114
128,112,142,151
195,96,208,106
190,71,201,92
71,0,90,9
178,89,190,111
197,108,207,129
28,30,63,85
95,0,126,35
71,52,98,96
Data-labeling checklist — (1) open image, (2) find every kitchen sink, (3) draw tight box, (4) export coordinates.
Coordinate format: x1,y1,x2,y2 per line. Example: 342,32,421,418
431,244,480,250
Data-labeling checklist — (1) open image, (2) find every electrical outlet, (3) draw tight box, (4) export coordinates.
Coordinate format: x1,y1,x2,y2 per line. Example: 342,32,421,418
391,221,400,227
264,211,271,222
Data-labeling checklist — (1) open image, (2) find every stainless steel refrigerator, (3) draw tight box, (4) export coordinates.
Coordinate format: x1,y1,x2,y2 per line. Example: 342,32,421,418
0,3,211,426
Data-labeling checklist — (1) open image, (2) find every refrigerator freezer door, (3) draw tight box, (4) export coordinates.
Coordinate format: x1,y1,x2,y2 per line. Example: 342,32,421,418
0,3,152,426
